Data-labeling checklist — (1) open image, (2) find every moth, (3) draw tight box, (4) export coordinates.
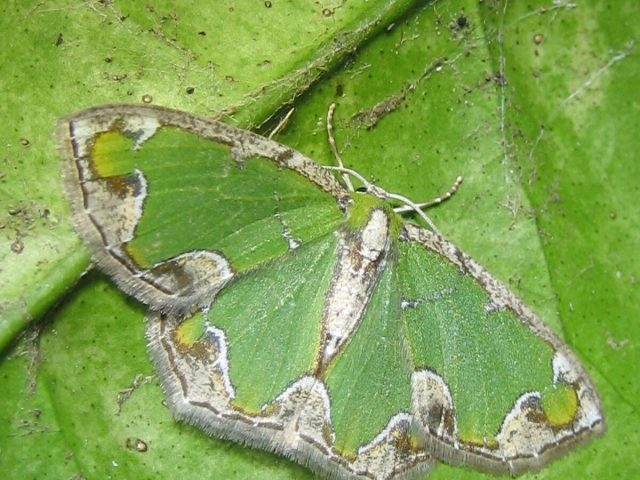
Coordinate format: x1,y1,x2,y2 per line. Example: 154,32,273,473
58,104,605,480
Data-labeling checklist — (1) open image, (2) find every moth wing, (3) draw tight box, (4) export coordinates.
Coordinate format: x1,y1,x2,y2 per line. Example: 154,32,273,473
399,223,605,475
145,229,434,480
58,104,349,314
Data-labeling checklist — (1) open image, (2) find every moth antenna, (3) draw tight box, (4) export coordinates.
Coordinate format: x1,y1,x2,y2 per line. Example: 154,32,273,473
268,107,295,139
323,165,441,235
394,176,463,213
383,191,441,234
326,103,354,192
325,103,444,234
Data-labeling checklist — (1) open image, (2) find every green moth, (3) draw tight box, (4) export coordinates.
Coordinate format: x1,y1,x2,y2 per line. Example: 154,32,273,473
58,104,605,480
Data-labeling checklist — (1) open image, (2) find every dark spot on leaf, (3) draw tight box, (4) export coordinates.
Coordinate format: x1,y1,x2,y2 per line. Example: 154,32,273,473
11,239,24,254
125,437,148,453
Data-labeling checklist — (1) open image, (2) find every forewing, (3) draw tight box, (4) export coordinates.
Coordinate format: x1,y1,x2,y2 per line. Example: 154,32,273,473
399,223,605,475
58,104,350,314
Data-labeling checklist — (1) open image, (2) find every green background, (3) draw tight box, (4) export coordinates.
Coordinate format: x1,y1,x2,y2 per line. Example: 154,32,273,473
1,0,637,478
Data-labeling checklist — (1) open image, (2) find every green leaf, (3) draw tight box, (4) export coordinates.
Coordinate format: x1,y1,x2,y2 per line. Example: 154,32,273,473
1,1,638,479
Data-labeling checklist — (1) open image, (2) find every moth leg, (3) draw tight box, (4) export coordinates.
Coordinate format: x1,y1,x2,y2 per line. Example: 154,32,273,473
268,107,295,139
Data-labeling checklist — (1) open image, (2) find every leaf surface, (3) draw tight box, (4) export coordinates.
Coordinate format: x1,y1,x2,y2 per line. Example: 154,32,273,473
1,1,638,479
